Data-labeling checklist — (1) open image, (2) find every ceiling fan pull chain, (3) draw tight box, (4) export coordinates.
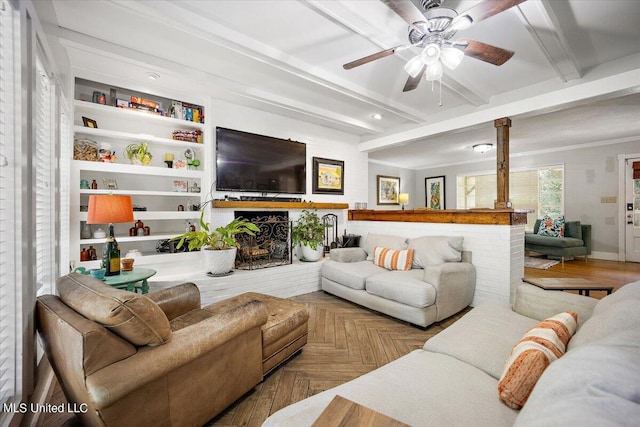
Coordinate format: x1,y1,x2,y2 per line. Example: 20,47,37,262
439,78,443,107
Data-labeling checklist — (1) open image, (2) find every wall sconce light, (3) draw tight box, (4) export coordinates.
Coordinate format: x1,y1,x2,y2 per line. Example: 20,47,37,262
398,193,409,210
472,143,493,153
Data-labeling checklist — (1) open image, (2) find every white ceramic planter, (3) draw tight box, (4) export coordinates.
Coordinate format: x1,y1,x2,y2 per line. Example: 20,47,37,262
203,247,237,275
296,243,324,262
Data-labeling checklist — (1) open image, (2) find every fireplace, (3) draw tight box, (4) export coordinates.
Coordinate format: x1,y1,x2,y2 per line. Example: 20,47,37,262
234,211,292,270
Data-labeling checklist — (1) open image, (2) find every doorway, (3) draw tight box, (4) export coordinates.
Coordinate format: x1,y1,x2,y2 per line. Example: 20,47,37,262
624,157,640,262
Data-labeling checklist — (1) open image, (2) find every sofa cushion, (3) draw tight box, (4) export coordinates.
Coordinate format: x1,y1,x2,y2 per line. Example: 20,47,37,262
262,350,519,427
568,281,640,351
372,247,414,271
564,221,582,239
407,235,463,268
57,272,171,346
424,301,538,379
524,234,584,248
537,215,565,237
365,269,436,308
498,311,578,409
363,233,408,261
514,329,640,427
321,260,386,290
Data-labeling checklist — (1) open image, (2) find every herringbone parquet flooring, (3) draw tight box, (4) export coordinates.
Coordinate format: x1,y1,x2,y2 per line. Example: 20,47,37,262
206,291,469,427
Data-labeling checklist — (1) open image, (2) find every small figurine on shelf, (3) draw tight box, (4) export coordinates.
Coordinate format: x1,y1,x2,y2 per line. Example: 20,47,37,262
164,152,174,168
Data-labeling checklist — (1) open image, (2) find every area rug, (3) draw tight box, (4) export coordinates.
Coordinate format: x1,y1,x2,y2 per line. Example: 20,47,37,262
525,256,560,270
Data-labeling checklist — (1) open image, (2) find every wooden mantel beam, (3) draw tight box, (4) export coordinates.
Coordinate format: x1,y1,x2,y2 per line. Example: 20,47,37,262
494,117,512,209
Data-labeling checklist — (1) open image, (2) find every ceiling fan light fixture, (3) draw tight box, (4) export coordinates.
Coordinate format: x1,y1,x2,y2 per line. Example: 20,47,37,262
425,61,443,81
404,54,424,78
473,143,494,153
441,47,465,70
421,43,441,65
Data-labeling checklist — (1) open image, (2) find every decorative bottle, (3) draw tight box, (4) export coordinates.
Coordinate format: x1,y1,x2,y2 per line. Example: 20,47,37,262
103,224,121,276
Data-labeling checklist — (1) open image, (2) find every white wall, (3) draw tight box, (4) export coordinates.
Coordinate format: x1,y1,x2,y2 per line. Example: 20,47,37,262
414,140,640,259
368,161,416,210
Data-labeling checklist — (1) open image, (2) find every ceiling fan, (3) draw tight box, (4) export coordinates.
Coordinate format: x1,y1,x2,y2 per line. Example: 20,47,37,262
343,0,526,92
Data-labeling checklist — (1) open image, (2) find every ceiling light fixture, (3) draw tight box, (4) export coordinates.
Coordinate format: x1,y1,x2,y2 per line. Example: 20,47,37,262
146,71,160,80
473,143,494,153
372,113,383,120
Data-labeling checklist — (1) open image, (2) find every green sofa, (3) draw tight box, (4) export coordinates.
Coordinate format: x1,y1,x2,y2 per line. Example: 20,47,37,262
525,220,591,264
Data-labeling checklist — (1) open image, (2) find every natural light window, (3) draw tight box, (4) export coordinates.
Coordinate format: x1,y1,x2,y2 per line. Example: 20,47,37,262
457,165,564,231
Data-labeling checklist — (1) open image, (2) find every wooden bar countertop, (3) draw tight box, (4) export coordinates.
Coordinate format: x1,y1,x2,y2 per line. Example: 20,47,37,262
348,208,528,225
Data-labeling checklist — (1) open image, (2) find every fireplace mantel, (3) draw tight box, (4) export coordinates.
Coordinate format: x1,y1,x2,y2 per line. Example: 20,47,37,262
213,200,349,210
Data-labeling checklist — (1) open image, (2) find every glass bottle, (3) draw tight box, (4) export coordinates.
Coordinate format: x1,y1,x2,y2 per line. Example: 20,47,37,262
81,221,92,239
103,224,121,276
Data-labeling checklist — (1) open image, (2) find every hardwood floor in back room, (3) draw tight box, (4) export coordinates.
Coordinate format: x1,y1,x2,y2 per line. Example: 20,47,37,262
42,258,640,426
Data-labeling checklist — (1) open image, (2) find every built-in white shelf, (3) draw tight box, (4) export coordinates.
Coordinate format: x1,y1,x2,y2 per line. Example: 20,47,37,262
80,233,183,245
73,160,203,178
79,211,200,221
73,126,203,149
79,189,201,197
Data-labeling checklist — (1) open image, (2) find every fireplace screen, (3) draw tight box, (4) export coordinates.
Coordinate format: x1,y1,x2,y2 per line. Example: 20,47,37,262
234,211,292,270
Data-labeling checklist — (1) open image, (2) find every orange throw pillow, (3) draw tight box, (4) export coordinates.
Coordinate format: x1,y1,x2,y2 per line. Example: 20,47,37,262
498,311,578,409
373,247,414,271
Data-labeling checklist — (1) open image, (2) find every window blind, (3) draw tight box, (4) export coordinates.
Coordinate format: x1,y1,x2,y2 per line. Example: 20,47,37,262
35,56,55,296
0,0,21,412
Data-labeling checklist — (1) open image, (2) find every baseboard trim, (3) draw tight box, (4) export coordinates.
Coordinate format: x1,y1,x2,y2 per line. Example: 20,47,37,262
589,251,619,261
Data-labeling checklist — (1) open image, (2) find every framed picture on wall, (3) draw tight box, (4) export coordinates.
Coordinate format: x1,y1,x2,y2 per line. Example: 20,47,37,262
425,176,445,209
312,157,344,194
377,175,400,205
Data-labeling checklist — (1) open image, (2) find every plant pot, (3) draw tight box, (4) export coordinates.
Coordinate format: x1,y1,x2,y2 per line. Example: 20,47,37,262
295,243,324,262
203,247,237,275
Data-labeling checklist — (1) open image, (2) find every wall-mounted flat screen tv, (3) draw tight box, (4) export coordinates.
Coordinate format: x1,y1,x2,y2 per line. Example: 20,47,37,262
215,127,306,194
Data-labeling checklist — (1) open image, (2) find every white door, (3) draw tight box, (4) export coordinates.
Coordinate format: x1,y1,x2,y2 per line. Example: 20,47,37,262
626,158,640,262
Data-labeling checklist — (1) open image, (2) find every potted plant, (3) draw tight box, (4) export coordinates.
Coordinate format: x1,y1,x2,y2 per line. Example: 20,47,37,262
125,142,153,166
171,211,259,275
291,209,325,262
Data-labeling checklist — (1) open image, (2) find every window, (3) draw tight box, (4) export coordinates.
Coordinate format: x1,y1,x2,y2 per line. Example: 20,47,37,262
457,165,564,230
0,0,22,414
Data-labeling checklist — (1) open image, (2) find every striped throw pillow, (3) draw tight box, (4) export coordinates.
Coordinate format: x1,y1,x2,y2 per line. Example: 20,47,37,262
498,311,578,409
373,247,414,271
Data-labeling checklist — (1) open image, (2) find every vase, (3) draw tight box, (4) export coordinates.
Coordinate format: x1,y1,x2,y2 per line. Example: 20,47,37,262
203,247,237,275
295,243,324,262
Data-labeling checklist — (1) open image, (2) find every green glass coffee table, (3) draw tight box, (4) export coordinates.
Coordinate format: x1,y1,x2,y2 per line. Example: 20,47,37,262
103,268,156,294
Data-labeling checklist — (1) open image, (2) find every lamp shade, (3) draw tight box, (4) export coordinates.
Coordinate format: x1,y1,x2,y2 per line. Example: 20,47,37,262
398,193,409,205
87,195,134,224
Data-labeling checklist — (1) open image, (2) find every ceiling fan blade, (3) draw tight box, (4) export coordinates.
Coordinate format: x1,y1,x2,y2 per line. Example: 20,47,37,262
461,0,526,25
381,0,426,25
403,65,425,92
343,47,399,70
460,39,515,66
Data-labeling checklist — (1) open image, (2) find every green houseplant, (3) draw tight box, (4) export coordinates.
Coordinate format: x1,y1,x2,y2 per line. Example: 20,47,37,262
291,209,325,262
125,142,153,166
172,210,259,274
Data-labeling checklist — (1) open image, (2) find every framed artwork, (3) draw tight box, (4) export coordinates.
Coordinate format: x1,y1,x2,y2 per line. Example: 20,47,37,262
377,175,400,205
312,157,344,194
425,176,446,209
102,178,118,190
82,116,98,128
173,180,188,192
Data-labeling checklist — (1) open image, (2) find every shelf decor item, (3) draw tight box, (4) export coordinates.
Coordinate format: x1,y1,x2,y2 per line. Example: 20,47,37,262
171,210,260,275
125,142,153,166
86,195,134,276
292,209,325,262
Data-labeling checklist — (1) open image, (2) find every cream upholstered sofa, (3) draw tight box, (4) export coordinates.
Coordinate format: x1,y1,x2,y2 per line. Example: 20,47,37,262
321,233,476,327
264,281,640,426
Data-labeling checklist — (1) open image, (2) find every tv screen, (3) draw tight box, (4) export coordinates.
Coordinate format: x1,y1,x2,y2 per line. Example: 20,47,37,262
215,127,306,194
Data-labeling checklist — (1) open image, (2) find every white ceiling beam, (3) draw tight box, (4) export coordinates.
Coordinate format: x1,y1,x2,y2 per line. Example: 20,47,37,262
58,31,385,135
109,0,430,125
516,0,582,82
359,58,640,152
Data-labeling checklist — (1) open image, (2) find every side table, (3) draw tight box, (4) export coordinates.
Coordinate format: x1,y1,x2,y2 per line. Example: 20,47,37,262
522,277,613,297
104,268,156,294
311,395,409,427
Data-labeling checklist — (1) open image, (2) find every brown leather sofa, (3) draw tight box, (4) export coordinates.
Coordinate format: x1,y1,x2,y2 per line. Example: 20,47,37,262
36,273,268,427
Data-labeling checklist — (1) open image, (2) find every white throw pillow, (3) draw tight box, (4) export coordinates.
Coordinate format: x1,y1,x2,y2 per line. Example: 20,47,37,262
407,236,463,268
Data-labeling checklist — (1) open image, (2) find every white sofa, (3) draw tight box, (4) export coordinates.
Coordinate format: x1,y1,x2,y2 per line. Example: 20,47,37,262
263,281,640,426
321,233,476,327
